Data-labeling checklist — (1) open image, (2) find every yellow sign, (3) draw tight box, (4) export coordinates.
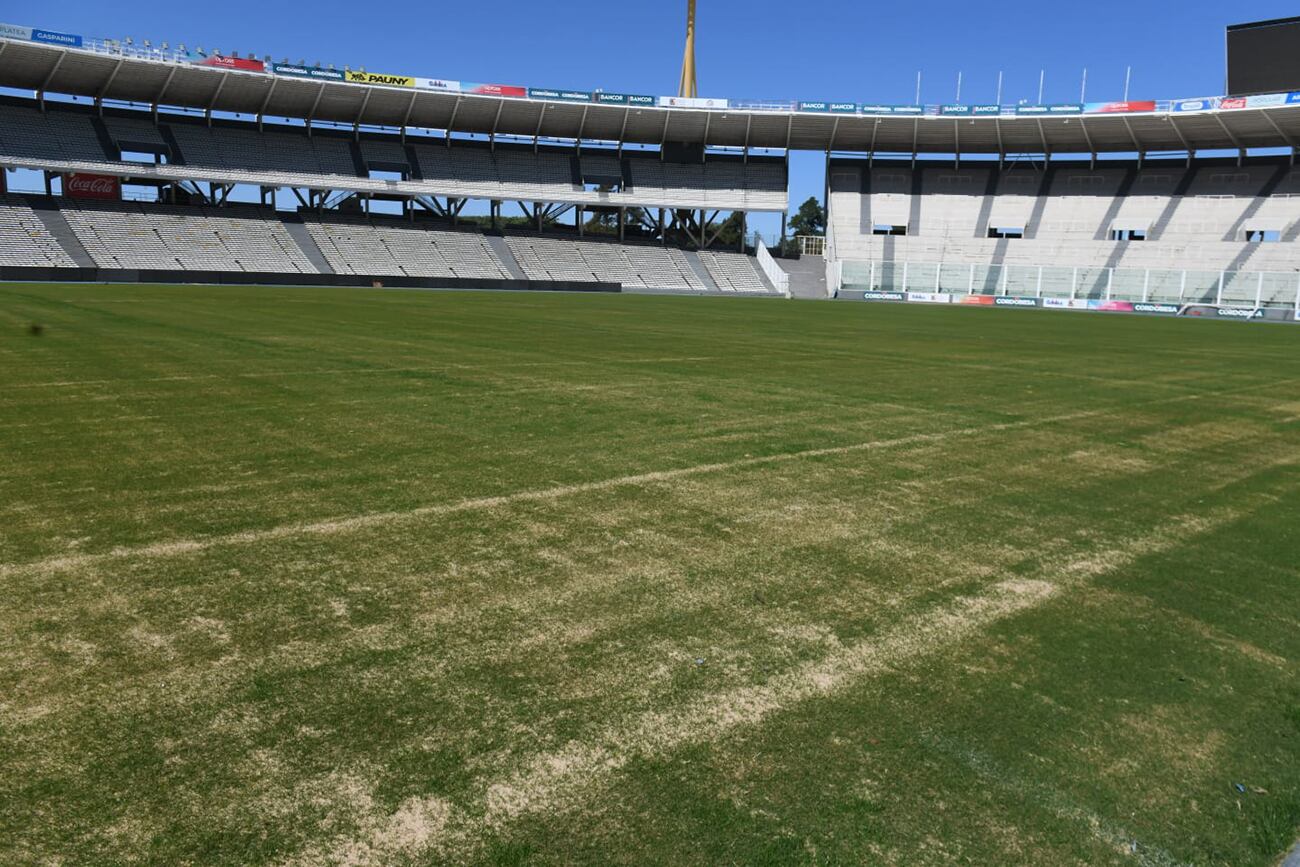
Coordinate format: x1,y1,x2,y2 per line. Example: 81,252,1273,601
345,71,415,87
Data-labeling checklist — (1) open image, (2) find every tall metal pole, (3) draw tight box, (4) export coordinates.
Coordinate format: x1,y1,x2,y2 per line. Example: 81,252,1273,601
955,71,962,103
678,0,697,98
1123,66,1132,102
1080,67,1088,103
996,71,1003,105
1037,69,1045,104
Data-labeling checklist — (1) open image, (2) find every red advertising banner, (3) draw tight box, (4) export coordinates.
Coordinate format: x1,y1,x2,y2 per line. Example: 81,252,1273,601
198,55,266,72
1085,101,1157,114
957,294,995,306
63,173,121,201
462,82,527,98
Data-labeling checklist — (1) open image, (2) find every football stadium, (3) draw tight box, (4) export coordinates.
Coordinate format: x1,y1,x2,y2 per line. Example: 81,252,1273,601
1,5,1299,865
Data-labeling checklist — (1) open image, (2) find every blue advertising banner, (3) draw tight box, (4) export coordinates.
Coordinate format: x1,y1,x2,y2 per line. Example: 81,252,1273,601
1016,103,1083,116
529,88,593,103
860,104,923,115
272,63,345,82
940,105,972,116
1172,97,1217,112
31,28,81,48
828,101,858,113
798,101,830,112
971,104,1002,115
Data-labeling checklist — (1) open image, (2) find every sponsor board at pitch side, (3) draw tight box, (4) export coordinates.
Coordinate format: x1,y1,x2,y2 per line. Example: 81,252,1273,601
1216,306,1265,319
860,291,906,301
906,292,951,304
967,295,1041,307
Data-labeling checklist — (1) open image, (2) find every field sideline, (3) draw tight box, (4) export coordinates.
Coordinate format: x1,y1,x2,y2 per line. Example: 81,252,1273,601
1,283,1298,865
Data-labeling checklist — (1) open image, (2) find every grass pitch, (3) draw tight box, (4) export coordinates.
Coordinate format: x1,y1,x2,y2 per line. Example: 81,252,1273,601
1,283,1298,866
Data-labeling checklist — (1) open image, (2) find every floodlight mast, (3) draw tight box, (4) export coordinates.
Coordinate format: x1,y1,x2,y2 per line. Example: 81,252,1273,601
679,0,698,98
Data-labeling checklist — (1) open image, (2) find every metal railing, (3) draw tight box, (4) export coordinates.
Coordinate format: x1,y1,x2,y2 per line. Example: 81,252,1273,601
836,259,1300,310
794,235,825,256
755,241,790,296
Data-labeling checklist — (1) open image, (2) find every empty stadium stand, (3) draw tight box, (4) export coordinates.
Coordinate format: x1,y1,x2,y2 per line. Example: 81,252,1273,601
305,215,511,280
828,157,1300,307
59,201,315,272
0,195,75,267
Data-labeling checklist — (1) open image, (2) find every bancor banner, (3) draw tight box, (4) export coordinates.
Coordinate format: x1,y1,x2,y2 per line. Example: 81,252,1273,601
63,173,121,201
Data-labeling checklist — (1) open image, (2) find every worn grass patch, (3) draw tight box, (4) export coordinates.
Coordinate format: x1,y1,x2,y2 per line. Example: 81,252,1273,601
1,284,1298,865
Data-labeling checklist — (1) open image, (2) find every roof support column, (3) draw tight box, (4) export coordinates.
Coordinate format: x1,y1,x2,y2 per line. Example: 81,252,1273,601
37,52,67,110
400,91,418,143
490,100,504,151
446,96,462,147
306,82,327,138
255,76,278,132
153,65,179,125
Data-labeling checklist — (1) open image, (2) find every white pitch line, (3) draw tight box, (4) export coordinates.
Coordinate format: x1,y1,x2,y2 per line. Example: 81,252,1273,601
286,502,1254,867
0,406,1119,581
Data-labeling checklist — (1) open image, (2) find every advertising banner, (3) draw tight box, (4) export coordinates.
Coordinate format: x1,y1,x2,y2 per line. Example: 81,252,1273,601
1094,300,1135,312
858,104,924,115
957,294,996,305
63,173,121,201
828,102,858,113
1215,306,1265,319
798,101,830,112
0,23,33,41
1042,297,1072,309
346,70,414,87
657,95,729,109
272,63,345,82
994,296,1041,307
31,28,81,48
414,77,459,92
860,291,906,301
940,105,972,116
1083,101,1157,114
1172,97,1218,112
906,292,951,304
529,88,593,103
462,82,527,98
1221,93,1287,110
972,104,1001,116
199,55,265,72
1016,104,1083,116
593,92,656,106
1133,302,1180,315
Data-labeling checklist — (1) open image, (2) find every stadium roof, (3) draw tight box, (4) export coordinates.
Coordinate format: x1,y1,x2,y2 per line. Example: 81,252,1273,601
3,39,1300,156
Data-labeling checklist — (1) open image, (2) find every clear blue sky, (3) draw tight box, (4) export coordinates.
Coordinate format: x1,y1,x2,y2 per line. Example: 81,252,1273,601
16,0,1300,237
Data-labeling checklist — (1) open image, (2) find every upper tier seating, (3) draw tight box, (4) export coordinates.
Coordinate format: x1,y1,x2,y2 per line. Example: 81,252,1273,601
0,101,787,213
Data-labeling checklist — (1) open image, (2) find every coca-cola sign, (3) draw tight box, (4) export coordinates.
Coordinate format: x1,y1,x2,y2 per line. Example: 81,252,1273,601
64,173,121,201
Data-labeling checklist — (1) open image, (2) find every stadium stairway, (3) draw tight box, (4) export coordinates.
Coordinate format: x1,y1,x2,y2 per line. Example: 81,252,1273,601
780,254,828,298
683,251,722,291
24,197,97,267
279,215,335,274
484,235,529,281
